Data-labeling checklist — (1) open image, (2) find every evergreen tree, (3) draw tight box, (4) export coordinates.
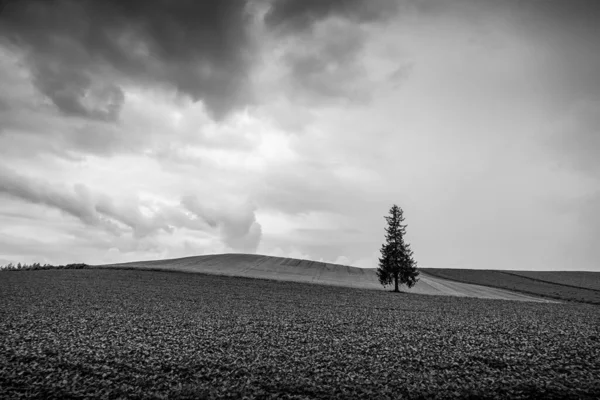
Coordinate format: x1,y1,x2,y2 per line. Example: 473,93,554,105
377,204,419,292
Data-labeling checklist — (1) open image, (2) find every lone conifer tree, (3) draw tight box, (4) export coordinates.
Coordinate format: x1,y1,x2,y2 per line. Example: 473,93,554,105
377,204,419,292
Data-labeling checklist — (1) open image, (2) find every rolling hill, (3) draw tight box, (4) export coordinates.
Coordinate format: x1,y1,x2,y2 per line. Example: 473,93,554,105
96,253,559,303
421,268,600,304
503,270,600,291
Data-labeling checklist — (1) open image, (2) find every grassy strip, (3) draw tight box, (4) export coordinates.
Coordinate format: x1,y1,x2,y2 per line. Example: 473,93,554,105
500,271,600,293
1,269,600,399
503,270,600,292
421,268,600,305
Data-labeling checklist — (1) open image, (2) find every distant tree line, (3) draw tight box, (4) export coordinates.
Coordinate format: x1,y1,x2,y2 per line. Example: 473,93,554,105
0,262,89,271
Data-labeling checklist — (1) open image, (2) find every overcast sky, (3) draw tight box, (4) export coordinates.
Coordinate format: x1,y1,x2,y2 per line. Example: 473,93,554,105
0,0,599,271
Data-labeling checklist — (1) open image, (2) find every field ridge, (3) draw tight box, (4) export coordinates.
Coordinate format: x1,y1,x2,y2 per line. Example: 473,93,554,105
421,268,600,305
423,269,563,301
499,270,600,293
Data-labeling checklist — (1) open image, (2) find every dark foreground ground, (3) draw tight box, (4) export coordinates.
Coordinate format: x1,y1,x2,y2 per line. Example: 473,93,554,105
1,269,599,399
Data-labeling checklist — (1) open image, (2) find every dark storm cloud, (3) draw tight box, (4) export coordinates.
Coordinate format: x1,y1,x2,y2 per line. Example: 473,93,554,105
514,0,600,100
31,65,125,122
402,0,600,179
514,0,600,23
264,0,400,103
505,0,600,178
282,22,368,101
0,0,255,120
264,0,398,32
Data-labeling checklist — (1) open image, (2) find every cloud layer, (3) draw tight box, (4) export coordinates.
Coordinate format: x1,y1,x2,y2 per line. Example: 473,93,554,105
0,164,262,253
1,0,599,271
0,0,255,119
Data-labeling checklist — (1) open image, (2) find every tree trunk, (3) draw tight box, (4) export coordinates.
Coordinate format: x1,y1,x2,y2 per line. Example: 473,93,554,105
394,276,399,292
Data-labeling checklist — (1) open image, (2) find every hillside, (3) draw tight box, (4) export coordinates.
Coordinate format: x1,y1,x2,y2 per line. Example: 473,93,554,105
421,268,600,304
504,270,600,291
96,254,552,303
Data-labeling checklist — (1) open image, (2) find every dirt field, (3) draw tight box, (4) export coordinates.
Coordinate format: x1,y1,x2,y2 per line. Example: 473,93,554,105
1,269,598,399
